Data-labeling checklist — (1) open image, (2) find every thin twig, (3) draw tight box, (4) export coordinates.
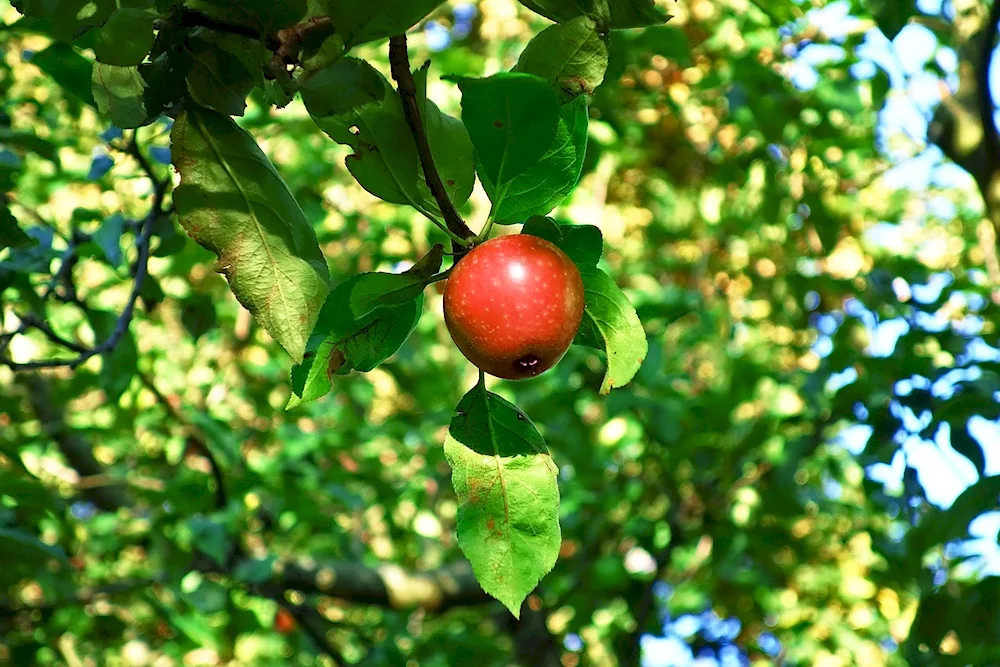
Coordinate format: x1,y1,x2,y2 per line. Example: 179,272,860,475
18,314,88,353
388,34,476,244
0,134,169,371
1,217,156,370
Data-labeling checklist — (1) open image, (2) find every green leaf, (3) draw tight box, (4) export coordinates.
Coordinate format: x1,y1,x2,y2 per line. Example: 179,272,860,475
0,527,69,565
480,96,589,222
348,244,444,319
300,57,387,117
306,60,474,219
31,43,96,106
949,420,986,475
0,471,60,516
92,63,148,128
180,293,218,341
13,0,116,43
521,216,603,267
444,380,560,617
453,73,561,201
233,556,277,584
328,0,444,48
149,597,219,649
577,266,646,393
182,0,307,33
89,309,138,402
187,516,231,567
518,0,670,29
908,475,1000,556
185,39,258,117
171,106,331,363
513,16,609,100
93,8,156,66
287,275,424,407
0,205,35,252
869,0,917,40
92,213,126,268
300,34,348,73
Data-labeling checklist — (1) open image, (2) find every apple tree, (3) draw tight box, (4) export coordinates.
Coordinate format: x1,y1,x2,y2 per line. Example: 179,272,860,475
5,0,1000,666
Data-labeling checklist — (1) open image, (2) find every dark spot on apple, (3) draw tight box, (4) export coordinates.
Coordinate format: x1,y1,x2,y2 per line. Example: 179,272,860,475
513,354,540,373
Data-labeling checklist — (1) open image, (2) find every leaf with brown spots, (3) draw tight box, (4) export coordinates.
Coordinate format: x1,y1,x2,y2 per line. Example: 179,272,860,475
443,378,560,618
171,107,330,363
512,16,609,103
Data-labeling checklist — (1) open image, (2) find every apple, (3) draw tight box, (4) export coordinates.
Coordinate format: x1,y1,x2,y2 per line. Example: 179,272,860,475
443,234,585,379
274,608,296,633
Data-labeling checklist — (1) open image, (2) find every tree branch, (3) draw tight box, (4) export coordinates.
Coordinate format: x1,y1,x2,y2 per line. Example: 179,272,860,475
2,558,489,615
978,0,1000,169
0,135,168,371
388,34,476,244
275,559,488,611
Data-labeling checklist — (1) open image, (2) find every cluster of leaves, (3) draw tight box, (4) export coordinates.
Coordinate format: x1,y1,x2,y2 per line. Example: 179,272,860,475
5,0,1000,665
2,0,670,615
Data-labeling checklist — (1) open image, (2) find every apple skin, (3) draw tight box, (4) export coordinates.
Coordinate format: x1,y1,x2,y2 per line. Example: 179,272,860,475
443,234,585,380
274,608,296,633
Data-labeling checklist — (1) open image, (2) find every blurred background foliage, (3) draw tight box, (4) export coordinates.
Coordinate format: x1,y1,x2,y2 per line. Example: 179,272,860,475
3,0,1000,666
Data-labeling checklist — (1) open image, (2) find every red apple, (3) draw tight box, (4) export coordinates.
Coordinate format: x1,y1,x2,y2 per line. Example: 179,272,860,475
443,234,585,380
274,608,296,633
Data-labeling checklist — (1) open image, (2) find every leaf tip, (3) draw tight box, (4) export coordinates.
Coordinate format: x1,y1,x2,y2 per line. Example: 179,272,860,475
500,595,524,619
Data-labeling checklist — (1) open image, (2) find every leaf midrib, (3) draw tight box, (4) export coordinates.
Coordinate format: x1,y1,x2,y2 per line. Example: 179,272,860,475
480,384,515,583
189,111,292,337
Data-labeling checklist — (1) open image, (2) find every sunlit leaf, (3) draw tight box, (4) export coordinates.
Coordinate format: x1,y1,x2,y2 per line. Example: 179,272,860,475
444,379,560,618
306,60,474,219
513,15,609,99
348,244,444,319
171,106,331,363
288,275,424,407
92,63,148,128
521,216,603,267
576,266,646,393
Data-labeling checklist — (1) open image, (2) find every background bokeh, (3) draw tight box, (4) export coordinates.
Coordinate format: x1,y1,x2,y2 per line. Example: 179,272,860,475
3,0,1000,665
